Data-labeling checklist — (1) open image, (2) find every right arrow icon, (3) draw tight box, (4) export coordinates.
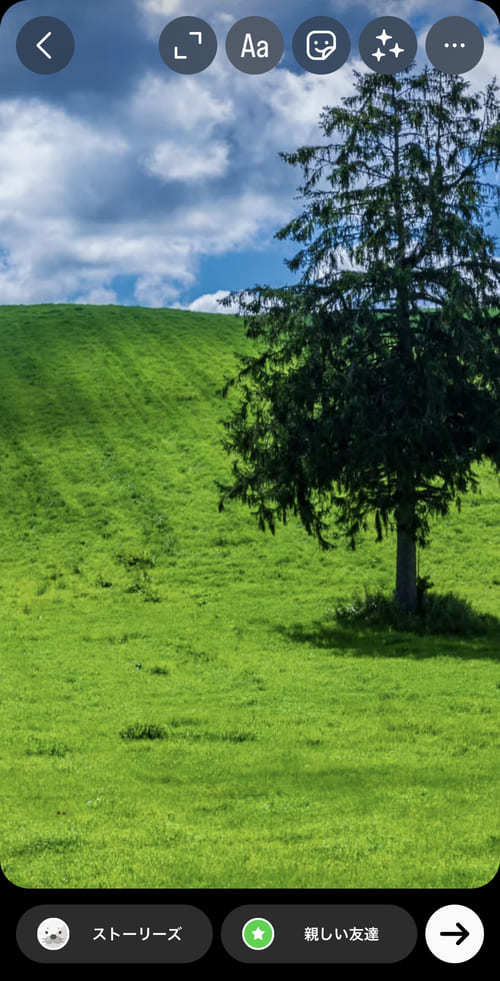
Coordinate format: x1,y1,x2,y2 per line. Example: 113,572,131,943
426,905,484,963
439,922,470,946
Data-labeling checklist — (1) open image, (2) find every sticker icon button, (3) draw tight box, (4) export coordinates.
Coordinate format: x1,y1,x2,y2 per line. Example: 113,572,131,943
307,31,336,61
293,17,350,74
425,17,484,74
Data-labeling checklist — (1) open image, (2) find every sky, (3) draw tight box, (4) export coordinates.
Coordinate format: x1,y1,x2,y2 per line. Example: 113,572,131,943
0,0,498,311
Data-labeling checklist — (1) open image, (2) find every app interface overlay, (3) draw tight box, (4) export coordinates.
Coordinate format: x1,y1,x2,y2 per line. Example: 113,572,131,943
0,0,498,932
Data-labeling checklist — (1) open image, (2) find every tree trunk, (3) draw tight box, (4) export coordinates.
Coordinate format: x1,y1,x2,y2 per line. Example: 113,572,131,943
395,512,417,612
392,115,417,614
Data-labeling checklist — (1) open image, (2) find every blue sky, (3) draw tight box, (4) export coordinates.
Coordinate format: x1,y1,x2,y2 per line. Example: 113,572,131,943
0,0,498,309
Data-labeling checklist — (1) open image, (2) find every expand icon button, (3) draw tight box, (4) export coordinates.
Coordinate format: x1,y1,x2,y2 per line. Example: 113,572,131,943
159,17,217,75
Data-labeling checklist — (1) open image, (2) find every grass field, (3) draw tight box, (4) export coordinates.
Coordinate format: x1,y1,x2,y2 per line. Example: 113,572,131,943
1,303,498,889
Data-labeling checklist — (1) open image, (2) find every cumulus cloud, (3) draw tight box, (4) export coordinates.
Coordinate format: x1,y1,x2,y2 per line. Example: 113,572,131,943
0,99,128,217
0,46,348,307
73,288,119,305
0,0,498,308
327,0,498,24
144,139,229,182
0,97,198,305
133,0,184,29
128,72,232,133
136,0,183,11
183,290,239,313
466,29,500,87
0,79,295,305
134,0,250,37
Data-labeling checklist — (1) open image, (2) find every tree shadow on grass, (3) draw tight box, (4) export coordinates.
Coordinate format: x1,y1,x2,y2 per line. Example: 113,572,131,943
274,590,500,661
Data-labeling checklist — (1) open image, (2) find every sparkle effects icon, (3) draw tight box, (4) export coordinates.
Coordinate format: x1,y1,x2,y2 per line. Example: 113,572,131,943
360,16,417,74
242,917,275,950
371,27,405,63
377,28,392,45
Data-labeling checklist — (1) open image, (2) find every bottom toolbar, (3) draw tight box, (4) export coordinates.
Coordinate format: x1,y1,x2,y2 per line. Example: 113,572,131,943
17,903,485,965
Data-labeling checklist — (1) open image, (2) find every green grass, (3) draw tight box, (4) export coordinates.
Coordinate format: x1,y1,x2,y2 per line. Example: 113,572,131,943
0,303,498,889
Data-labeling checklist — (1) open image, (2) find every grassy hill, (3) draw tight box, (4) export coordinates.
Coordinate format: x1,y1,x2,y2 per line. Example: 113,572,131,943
1,304,498,889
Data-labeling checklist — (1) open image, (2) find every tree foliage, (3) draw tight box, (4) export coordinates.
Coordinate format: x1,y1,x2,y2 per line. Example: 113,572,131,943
218,68,500,607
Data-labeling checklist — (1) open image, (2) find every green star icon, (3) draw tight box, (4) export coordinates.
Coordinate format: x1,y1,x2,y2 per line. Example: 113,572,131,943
242,917,275,950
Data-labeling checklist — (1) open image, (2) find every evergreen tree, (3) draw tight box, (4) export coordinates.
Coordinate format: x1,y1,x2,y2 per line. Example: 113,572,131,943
219,68,500,611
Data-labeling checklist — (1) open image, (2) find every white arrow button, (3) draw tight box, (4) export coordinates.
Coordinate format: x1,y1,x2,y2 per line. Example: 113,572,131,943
36,31,52,60
425,906,484,963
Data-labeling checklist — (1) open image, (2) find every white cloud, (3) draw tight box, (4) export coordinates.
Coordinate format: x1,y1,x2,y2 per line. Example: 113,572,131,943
328,0,498,24
249,65,358,160
0,88,286,306
130,72,233,182
0,99,128,217
1,0,499,309
183,289,238,313
136,0,182,10
128,72,232,133
467,30,500,87
134,275,186,308
134,0,250,37
134,0,184,22
73,288,119,305
144,139,229,181
0,56,338,306
0,98,199,305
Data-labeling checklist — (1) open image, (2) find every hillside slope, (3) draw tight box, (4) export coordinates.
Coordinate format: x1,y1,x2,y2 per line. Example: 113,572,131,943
1,304,498,890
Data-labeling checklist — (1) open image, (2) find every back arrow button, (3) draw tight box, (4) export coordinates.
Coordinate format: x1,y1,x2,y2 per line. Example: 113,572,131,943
36,32,53,60
16,16,75,74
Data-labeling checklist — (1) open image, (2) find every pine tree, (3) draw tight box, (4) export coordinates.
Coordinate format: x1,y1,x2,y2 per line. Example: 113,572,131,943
219,68,500,612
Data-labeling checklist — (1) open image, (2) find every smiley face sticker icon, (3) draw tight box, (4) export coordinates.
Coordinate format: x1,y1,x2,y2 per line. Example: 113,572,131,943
306,31,336,61
293,17,350,74
37,917,70,951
